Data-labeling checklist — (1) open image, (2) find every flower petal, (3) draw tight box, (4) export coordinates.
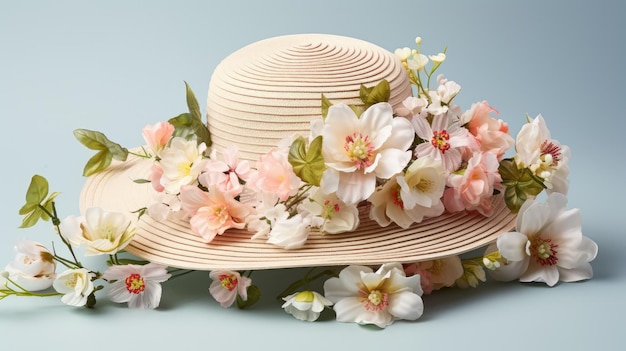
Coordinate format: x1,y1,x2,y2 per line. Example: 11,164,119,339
497,231,529,262
387,290,423,321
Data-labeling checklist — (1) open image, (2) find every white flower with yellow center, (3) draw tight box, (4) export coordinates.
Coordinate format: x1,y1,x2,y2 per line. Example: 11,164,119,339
282,290,333,322
60,207,135,256
53,268,95,307
158,136,207,194
323,263,423,328
320,103,414,205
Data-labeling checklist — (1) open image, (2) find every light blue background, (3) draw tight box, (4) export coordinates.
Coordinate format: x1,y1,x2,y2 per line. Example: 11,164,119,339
1,1,624,349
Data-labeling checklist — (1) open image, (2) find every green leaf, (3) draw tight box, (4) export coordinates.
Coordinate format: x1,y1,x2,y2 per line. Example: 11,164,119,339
321,93,332,119
237,284,261,309
82,150,114,177
133,178,151,184
18,175,60,228
364,80,390,106
185,81,202,122
499,158,546,213
74,129,128,176
288,135,325,186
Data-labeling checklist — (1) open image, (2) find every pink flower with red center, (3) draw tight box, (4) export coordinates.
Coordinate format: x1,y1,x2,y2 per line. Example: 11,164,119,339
412,113,469,173
102,263,171,309
320,102,414,205
208,270,251,308
493,193,597,286
179,185,252,242
323,263,423,328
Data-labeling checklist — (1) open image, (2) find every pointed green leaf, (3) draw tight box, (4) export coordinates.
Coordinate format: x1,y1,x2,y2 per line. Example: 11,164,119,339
23,175,49,207
288,136,325,186
236,284,261,309
83,150,113,177
350,104,365,118
359,84,373,104
184,81,202,122
365,80,390,105
321,94,332,119
499,158,546,213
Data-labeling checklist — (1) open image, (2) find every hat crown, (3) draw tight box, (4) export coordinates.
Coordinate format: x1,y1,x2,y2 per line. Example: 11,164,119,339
206,34,412,161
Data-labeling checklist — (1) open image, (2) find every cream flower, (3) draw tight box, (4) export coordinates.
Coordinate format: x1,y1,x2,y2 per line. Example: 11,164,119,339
369,174,445,229
402,156,446,209
299,188,359,234
320,103,414,204
209,270,251,308
323,263,423,328
494,193,598,286
413,113,469,173
282,291,333,322
408,53,428,71
59,207,135,256
394,47,412,61
179,185,252,243
514,114,569,194
53,268,95,307
425,75,460,116
158,136,207,194
102,263,171,309
4,239,56,291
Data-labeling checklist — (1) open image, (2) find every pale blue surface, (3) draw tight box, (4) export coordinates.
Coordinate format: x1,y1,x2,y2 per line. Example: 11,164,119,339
1,1,624,349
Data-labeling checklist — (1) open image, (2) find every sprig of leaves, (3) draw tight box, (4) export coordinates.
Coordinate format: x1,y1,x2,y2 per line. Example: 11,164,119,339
499,158,546,213
288,135,325,186
18,175,60,228
73,129,128,177
168,81,211,147
321,79,390,119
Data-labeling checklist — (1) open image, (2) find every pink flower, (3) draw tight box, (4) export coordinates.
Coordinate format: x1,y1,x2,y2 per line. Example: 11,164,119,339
102,263,171,309
463,101,514,159
142,121,175,156
179,185,252,242
413,113,469,173
149,164,164,192
443,151,502,216
248,149,300,201
209,270,251,308
403,256,464,294
198,147,252,197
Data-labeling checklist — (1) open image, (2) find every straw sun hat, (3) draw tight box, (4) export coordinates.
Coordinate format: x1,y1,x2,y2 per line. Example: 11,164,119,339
79,34,517,271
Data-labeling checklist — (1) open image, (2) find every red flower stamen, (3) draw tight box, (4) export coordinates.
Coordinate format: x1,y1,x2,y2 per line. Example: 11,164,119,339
125,273,146,294
431,130,451,153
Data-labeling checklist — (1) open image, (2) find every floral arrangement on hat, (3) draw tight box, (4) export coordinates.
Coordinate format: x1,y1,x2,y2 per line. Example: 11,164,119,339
1,36,597,328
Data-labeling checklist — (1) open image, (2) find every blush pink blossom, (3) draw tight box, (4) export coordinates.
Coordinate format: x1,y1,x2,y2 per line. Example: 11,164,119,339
463,101,514,159
149,165,165,192
248,149,300,201
443,151,502,216
142,122,175,156
179,185,252,242
198,147,252,197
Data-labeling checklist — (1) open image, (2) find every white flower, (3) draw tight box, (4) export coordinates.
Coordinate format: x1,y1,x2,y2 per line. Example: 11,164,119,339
5,239,56,291
267,212,311,250
209,270,252,308
158,136,207,194
102,263,171,309
282,291,333,322
429,52,446,63
320,103,414,204
407,53,428,71
369,174,445,229
53,268,95,307
299,189,359,234
514,114,569,194
323,263,423,328
394,47,412,61
59,207,135,256
425,75,461,116
494,193,598,286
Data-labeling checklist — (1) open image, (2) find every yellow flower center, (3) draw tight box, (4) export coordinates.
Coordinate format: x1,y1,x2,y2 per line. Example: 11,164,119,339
295,291,315,303
322,200,340,219
345,132,375,170
360,289,389,311
529,236,558,266
125,273,146,294
219,274,238,291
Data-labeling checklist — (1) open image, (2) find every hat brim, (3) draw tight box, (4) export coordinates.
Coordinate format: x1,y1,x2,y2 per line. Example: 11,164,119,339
79,150,517,271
